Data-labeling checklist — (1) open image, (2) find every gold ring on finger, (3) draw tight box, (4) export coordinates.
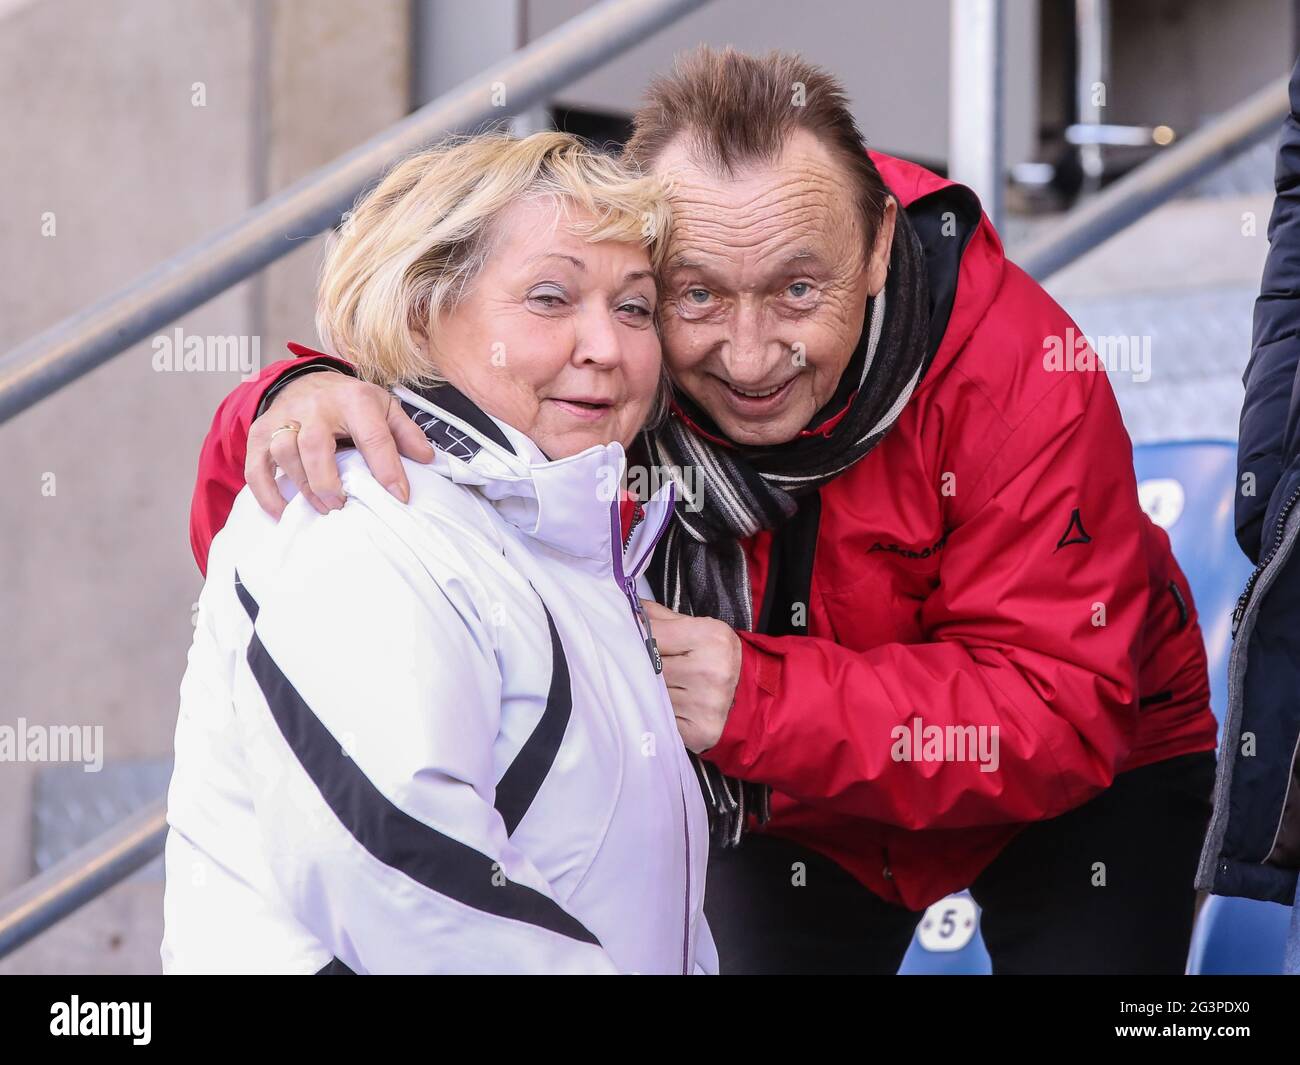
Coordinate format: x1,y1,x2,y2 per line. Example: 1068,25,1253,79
269,421,302,444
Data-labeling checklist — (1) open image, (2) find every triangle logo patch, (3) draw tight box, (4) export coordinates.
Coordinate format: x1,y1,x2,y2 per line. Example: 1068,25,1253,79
1055,507,1093,550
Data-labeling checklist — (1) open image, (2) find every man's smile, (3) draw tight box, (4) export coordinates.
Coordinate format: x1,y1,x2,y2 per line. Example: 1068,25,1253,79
709,371,802,417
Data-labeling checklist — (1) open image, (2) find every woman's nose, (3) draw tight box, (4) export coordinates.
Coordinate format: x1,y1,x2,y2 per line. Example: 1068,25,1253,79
572,303,624,367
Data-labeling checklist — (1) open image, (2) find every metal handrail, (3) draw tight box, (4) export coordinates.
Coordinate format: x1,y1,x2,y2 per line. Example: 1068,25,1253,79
1018,74,1289,280
0,797,167,961
0,0,711,426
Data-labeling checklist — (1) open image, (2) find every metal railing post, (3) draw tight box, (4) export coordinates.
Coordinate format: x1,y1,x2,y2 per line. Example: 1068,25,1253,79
949,0,1006,230
1074,0,1111,191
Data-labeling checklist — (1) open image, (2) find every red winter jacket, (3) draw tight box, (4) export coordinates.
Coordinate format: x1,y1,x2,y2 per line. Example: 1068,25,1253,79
188,152,1216,911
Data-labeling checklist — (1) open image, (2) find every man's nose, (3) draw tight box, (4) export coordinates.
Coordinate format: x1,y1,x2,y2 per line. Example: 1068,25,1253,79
721,302,779,385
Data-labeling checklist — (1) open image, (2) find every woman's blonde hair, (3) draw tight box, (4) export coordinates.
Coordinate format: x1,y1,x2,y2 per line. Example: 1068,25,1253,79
316,131,672,389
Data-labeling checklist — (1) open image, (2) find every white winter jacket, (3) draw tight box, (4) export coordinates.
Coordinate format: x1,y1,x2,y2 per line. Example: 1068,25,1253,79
162,383,716,974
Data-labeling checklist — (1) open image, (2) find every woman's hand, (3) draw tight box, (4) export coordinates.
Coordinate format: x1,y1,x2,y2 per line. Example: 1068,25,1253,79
246,372,434,518
641,600,742,753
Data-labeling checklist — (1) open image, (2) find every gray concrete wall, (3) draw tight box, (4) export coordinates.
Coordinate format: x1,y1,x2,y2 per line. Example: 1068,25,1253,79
0,0,408,974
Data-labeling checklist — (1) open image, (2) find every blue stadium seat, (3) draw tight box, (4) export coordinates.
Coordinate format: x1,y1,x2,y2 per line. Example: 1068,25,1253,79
1132,440,1288,976
1185,893,1293,974
897,892,992,975
897,440,1275,975
1131,440,1255,732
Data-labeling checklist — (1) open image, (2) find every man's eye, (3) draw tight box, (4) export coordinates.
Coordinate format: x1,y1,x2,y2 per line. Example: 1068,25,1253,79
686,288,712,304
788,282,813,299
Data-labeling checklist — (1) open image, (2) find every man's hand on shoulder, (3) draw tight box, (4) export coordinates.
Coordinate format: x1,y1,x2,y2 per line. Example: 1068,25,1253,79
245,371,435,518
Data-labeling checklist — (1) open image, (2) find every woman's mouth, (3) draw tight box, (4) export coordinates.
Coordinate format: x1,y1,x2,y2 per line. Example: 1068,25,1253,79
548,397,615,421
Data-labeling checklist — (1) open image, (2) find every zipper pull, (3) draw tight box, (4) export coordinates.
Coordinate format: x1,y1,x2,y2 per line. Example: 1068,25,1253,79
627,580,663,674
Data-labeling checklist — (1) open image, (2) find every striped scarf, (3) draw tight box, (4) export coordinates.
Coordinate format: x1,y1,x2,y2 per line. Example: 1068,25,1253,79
647,205,934,848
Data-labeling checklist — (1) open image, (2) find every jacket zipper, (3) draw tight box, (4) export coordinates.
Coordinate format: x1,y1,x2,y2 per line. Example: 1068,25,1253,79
611,497,673,675
679,779,692,974
622,500,645,551
608,493,690,971
1232,484,1300,637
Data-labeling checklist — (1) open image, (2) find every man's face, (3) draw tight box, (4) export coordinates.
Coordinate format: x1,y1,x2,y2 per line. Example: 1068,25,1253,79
653,128,895,446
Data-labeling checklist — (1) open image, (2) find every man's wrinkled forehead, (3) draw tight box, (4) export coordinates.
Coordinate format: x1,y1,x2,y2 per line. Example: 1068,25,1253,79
651,129,863,273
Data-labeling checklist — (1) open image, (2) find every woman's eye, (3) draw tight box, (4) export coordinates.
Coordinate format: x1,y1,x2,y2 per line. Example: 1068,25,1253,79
788,281,813,299
528,286,567,308
618,302,651,317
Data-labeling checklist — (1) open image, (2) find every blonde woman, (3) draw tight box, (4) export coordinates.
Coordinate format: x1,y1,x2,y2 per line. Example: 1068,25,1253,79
162,133,715,975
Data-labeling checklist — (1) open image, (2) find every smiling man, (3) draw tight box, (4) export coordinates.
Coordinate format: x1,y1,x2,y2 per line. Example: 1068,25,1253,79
652,129,882,446
187,48,1217,975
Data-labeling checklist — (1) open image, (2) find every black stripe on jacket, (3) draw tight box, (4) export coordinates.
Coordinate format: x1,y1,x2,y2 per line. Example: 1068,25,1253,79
493,597,573,835
234,573,601,948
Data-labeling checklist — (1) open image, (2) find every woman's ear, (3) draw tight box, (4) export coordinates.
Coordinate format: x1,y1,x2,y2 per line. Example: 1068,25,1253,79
866,197,898,298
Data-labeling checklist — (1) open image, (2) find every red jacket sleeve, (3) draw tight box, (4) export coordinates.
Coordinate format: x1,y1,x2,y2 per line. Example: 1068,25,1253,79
189,352,352,574
704,368,1149,831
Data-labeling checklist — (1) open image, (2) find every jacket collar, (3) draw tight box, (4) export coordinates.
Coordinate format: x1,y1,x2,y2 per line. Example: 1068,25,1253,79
394,384,674,571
